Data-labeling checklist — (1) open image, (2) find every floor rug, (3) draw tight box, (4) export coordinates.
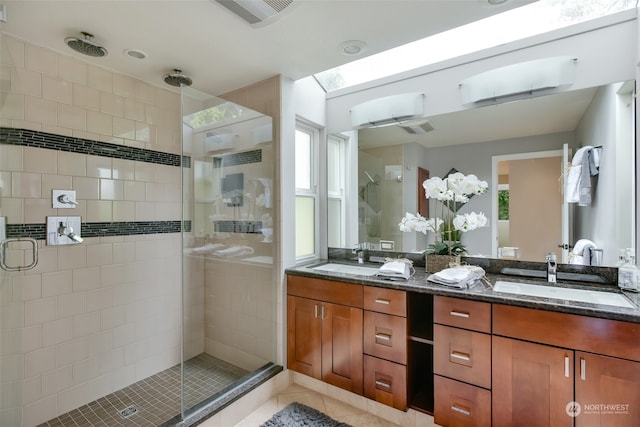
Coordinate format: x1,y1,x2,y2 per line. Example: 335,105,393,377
259,402,353,427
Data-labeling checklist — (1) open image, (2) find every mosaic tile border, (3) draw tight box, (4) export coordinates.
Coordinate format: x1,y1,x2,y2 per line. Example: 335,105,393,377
215,149,262,167
7,220,191,239
213,220,262,234
0,127,191,168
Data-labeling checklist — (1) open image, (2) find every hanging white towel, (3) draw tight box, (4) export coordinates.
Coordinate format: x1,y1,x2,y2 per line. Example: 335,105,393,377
257,178,272,208
566,146,600,206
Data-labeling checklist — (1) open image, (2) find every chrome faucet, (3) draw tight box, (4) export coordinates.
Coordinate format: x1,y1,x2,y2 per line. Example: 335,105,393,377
352,243,370,264
546,252,557,283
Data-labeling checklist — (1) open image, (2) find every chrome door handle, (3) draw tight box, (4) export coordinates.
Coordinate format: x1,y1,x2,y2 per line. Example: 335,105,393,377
0,237,39,271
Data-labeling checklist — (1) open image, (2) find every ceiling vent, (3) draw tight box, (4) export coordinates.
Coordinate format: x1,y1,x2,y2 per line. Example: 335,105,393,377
400,120,434,134
215,0,294,26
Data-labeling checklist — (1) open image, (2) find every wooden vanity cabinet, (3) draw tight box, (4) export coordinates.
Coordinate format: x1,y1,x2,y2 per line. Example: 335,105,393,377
433,296,492,427
287,275,363,394
362,287,408,410
493,304,640,427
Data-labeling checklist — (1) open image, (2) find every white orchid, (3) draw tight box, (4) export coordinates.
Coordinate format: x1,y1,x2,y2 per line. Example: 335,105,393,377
453,212,488,232
398,212,443,234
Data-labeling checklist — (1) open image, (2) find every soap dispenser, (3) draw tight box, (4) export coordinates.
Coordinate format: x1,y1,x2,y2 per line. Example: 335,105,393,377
618,249,639,292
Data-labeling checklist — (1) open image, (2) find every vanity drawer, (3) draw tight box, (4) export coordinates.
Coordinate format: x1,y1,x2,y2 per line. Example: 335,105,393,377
363,287,406,317
363,311,407,364
434,296,491,333
363,355,407,411
434,375,491,427
287,274,363,308
434,324,491,389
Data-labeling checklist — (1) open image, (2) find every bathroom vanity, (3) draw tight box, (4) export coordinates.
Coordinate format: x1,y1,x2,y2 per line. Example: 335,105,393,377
285,259,640,426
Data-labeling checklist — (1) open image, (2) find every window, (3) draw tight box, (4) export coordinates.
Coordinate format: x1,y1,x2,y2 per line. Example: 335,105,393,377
295,122,319,259
327,134,346,248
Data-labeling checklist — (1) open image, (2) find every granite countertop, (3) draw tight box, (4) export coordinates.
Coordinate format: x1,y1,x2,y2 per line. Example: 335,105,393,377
286,260,640,324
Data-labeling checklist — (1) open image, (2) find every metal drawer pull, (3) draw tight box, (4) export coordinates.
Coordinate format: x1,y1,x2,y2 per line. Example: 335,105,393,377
450,351,471,361
375,380,391,389
0,237,39,271
564,356,570,378
450,310,470,318
320,305,325,319
375,333,391,341
451,405,471,416
314,304,318,318
375,298,390,305
580,358,586,380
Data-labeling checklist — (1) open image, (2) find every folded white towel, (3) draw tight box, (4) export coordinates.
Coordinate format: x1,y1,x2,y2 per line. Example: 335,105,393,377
427,265,486,289
214,246,255,257
191,243,225,253
377,260,413,281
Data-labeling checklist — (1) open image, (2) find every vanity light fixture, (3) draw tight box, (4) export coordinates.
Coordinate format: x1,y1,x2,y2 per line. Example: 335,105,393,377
459,56,576,105
350,92,425,129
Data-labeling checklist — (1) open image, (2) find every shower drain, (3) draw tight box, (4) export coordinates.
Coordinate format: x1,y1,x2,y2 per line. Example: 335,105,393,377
118,405,138,418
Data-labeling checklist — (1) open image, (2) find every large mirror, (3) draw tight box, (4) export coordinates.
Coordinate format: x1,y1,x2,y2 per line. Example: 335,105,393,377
328,80,636,267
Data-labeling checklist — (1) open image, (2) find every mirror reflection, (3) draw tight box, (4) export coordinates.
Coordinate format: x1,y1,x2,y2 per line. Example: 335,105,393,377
328,81,635,267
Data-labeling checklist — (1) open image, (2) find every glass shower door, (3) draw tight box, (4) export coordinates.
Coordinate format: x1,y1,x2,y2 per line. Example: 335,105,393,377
180,87,279,423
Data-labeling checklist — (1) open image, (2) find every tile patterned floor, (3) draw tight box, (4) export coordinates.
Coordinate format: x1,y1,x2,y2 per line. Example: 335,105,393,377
38,353,248,427
232,383,403,427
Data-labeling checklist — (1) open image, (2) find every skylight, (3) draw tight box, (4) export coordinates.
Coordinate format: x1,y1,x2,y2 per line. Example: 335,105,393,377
314,0,635,92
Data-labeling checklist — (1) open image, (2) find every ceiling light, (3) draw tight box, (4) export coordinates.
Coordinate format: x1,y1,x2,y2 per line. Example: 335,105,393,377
124,49,147,60
488,0,508,4
339,40,367,56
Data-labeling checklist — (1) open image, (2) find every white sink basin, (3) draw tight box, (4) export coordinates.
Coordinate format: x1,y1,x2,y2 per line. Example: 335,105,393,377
493,281,635,309
311,263,380,276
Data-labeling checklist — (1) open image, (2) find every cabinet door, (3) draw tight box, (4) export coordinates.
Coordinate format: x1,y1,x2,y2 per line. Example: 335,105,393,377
287,296,322,379
575,352,640,427
322,302,364,394
492,336,573,427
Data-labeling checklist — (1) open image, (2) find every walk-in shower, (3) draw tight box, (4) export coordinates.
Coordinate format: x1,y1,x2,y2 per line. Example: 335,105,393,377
0,32,279,427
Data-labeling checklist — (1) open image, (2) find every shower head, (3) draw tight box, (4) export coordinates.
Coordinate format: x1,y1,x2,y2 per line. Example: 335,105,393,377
162,69,193,87
64,32,108,57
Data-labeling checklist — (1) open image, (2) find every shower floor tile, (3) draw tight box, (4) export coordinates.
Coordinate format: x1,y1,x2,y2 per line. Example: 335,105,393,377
38,353,249,427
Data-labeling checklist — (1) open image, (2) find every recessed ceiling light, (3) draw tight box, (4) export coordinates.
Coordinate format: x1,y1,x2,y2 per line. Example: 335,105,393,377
338,40,367,56
488,0,508,4
124,49,147,60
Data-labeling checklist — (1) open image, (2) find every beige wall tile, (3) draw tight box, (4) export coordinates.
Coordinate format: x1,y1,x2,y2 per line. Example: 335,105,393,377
12,120,41,132
135,81,154,104
113,200,135,221
24,146,57,174
24,199,56,223
12,68,41,97
72,83,99,111
25,95,57,125
42,270,73,297
22,394,57,427
101,305,126,330
134,161,154,182
72,177,99,199
145,105,164,125
57,56,87,85
100,92,124,117
25,44,57,77
100,179,124,200
12,172,41,198
24,296,58,326
58,292,86,319
86,288,113,313
42,318,73,347
113,74,135,98
4,36,25,68
41,124,72,137
56,337,87,367
22,375,42,405
86,200,112,222
86,244,113,267
135,201,156,221
87,65,112,92
154,87,180,110
73,312,101,338
111,242,135,265
72,129,100,141
86,155,112,179
42,175,72,199
43,76,72,104
0,145,23,172
1,92,26,120
57,103,86,131
13,274,42,301
145,182,165,201
124,98,146,122
58,151,87,177
57,245,86,271
112,116,135,140
22,325,42,353
29,246,59,275
0,171,12,197
87,110,113,135
112,159,135,181
73,267,100,292
72,356,100,384
0,197,23,223
135,121,151,143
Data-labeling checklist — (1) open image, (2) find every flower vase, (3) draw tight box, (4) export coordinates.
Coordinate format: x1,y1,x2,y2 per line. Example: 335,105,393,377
426,254,460,273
